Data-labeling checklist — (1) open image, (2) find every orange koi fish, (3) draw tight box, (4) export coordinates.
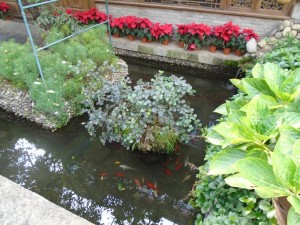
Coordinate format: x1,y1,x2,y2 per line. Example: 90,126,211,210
164,168,173,176
146,181,158,191
133,178,142,188
114,172,125,177
114,161,121,165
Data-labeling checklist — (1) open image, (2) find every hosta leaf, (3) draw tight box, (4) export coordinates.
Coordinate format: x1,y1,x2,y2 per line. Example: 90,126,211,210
213,122,256,148
213,103,227,115
225,174,255,189
288,195,300,215
282,112,300,129
231,78,246,93
275,126,300,156
272,149,296,189
281,68,300,95
246,147,268,161
242,78,276,98
209,148,246,175
252,63,264,79
288,208,300,225
263,62,286,93
234,157,289,198
205,130,225,146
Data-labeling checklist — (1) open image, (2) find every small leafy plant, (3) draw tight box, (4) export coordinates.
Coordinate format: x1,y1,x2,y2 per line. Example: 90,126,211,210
83,72,201,154
0,1,9,19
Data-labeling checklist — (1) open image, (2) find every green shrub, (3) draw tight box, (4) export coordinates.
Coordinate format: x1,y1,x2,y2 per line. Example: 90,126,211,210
83,72,201,153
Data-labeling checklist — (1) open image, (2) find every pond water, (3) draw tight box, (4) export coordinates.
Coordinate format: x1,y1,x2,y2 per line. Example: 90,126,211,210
0,59,233,225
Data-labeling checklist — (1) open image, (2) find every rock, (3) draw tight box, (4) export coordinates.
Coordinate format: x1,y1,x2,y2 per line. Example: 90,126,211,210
282,20,292,27
258,38,267,48
275,32,283,39
282,27,292,37
279,24,284,31
246,38,257,53
292,24,300,30
262,45,272,53
289,30,298,37
270,29,278,36
268,37,278,45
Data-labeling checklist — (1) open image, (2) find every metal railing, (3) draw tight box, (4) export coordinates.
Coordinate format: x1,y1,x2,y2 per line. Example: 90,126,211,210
18,0,112,82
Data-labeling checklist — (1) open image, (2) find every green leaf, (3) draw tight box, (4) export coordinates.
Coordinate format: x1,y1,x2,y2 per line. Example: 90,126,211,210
205,130,224,146
246,147,268,161
230,79,246,93
252,63,264,79
272,149,296,189
288,195,300,215
281,68,300,96
234,158,289,198
275,126,300,156
263,62,286,93
282,112,300,129
214,103,227,115
288,207,300,225
242,78,276,99
209,148,247,175
225,174,255,190
293,140,300,164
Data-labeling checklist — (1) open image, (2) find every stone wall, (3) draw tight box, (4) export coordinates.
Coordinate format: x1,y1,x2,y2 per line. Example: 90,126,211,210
256,19,300,57
98,3,288,38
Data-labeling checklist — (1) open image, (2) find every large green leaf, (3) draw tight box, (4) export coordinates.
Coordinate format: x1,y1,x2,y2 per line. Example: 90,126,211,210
293,140,300,164
225,174,256,189
231,78,246,93
272,149,296,189
281,68,300,96
209,148,246,175
212,122,256,148
263,63,286,93
246,147,268,161
205,130,225,146
234,157,289,198
275,126,300,156
242,78,276,99
288,195,300,215
214,102,227,115
252,63,264,79
287,208,300,225
242,95,281,137
282,112,300,129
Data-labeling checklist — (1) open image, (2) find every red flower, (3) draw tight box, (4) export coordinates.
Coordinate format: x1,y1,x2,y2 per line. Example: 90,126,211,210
0,2,9,13
151,23,173,40
72,8,109,24
65,8,73,15
242,28,259,41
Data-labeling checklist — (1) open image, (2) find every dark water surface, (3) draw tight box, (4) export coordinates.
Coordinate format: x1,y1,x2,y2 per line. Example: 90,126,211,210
0,60,233,225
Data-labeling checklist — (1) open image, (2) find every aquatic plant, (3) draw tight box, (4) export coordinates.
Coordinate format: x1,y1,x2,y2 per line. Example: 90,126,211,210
83,72,201,154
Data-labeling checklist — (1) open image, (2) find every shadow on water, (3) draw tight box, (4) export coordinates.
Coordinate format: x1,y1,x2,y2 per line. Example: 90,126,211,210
0,59,234,225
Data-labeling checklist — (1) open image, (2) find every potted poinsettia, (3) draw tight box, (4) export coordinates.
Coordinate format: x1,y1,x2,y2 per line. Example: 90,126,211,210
110,17,126,38
0,2,10,20
123,16,139,41
151,23,173,45
136,17,153,43
231,34,247,56
187,23,211,50
207,26,223,53
176,24,190,48
218,22,240,55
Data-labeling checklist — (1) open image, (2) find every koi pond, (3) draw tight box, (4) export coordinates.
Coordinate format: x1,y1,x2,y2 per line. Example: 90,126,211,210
0,59,233,225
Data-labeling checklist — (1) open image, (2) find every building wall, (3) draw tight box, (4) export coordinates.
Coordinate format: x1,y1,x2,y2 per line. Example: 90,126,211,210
96,3,288,37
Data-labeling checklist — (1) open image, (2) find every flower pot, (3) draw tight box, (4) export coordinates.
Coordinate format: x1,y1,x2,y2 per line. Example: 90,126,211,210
128,34,135,41
209,45,217,53
113,33,120,38
273,197,291,225
234,49,243,56
141,37,148,43
223,47,231,55
178,41,184,48
162,39,169,45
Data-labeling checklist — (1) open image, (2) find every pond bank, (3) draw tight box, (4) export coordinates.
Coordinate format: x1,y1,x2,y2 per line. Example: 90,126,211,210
0,175,95,225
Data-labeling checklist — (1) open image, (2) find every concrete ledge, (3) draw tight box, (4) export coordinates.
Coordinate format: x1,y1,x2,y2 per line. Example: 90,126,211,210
0,175,94,225
112,37,240,66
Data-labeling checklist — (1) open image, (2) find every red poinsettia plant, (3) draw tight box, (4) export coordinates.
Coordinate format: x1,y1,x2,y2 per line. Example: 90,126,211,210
110,17,126,36
136,17,153,40
123,16,140,36
242,28,259,41
0,2,10,19
70,8,109,24
151,23,174,43
187,23,211,48
215,22,241,49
